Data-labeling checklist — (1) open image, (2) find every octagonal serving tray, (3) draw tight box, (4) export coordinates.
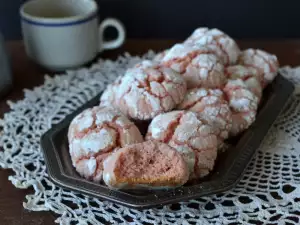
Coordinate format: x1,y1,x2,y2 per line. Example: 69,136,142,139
41,74,294,209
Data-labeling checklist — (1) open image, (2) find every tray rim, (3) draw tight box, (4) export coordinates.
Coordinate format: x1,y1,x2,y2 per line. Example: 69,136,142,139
40,74,295,209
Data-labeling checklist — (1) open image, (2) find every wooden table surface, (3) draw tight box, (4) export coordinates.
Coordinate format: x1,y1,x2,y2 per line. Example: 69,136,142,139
1,39,300,224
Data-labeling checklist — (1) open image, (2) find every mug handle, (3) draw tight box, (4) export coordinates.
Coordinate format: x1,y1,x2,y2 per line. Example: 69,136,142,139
99,18,126,52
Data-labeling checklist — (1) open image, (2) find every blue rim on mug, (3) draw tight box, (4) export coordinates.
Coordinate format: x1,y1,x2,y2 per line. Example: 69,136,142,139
21,12,98,27
20,0,99,27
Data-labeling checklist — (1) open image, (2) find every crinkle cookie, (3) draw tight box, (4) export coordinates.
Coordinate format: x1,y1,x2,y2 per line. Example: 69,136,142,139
162,44,226,89
223,79,259,136
238,49,279,86
100,60,186,120
184,28,240,65
178,88,232,142
225,65,263,100
146,111,218,179
103,140,189,189
68,106,143,182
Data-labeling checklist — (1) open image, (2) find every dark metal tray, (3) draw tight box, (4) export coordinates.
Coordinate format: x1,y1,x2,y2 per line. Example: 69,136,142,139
40,74,294,209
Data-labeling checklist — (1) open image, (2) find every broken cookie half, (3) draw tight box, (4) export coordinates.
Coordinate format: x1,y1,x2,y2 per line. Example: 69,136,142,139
103,141,189,189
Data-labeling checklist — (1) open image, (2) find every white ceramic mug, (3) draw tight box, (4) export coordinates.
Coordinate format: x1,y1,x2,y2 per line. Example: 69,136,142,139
20,0,126,71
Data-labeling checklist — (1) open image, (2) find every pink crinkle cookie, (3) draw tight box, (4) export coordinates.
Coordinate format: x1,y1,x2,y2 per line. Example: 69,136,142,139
184,28,240,65
238,49,279,86
225,65,263,100
223,79,259,136
177,88,232,142
103,140,189,189
146,111,218,179
161,44,226,89
100,60,187,120
68,106,143,182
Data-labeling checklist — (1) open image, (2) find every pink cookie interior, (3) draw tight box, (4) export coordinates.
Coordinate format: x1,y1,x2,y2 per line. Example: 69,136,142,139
105,141,189,187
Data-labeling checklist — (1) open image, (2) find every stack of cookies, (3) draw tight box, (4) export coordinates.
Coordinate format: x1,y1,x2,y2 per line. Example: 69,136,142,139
68,28,279,189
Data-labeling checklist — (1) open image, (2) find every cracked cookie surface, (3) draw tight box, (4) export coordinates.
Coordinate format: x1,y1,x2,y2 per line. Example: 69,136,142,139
178,88,232,143
223,79,259,136
68,106,143,182
146,111,218,179
238,49,279,86
184,28,240,65
162,44,226,89
225,65,263,100
100,60,186,120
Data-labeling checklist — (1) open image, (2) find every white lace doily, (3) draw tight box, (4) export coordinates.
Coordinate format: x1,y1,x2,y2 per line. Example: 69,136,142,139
0,52,300,225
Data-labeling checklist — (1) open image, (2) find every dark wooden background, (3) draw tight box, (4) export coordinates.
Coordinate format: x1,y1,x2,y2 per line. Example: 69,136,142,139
1,0,300,40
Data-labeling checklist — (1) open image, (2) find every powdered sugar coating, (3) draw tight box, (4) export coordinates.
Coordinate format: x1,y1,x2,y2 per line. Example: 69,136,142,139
162,44,207,65
185,27,210,41
99,76,122,108
238,49,279,86
184,28,240,65
100,60,187,120
146,111,218,179
153,50,169,62
68,106,143,182
230,111,256,136
223,79,259,135
225,65,263,99
224,79,259,112
133,60,154,69
162,44,226,89
178,88,232,142
185,54,226,89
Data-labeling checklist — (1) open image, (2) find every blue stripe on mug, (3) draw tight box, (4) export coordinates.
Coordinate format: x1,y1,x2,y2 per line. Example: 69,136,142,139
21,12,98,27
